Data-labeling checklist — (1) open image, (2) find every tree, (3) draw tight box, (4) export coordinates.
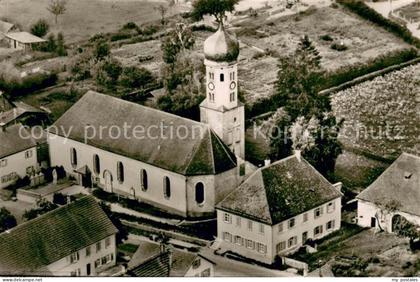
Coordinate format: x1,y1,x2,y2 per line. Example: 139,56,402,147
30,19,49,37
0,208,17,233
56,32,67,56
275,35,327,120
94,58,123,90
93,40,110,61
46,33,57,52
191,0,239,25
23,200,58,221
47,0,67,25
119,66,154,89
154,4,168,25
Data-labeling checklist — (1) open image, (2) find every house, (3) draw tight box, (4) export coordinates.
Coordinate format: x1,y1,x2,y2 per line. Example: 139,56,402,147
47,25,246,218
126,242,214,277
0,123,38,189
357,153,420,233
0,196,118,276
0,20,18,40
5,32,46,51
216,152,343,264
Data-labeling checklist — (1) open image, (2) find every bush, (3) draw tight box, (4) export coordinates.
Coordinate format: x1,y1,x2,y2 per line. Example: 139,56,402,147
53,193,67,205
0,70,58,97
0,208,17,233
320,34,334,41
122,22,139,30
338,0,420,48
30,19,49,37
191,24,217,32
331,42,348,51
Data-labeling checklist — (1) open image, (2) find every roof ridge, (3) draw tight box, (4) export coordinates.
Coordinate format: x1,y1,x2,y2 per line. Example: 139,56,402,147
401,152,420,160
86,91,209,128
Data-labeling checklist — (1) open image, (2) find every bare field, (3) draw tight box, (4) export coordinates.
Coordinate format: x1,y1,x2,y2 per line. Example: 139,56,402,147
0,0,175,44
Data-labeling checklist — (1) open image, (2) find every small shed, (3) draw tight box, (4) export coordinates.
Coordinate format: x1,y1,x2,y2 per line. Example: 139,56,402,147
5,32,46,51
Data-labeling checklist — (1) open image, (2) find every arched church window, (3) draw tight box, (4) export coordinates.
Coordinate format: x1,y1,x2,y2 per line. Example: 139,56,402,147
195,182,205,204
93,154,100,175
163,176,171,199
70,148,78,168
117,161,124,183
141,169,148,191
220,73,224,82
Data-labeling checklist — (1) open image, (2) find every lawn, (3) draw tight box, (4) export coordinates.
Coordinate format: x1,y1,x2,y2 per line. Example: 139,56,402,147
331,63,420,159
0,0,181,44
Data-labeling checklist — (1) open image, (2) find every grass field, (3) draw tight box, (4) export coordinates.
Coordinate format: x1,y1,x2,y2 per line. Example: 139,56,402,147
0,0,176,44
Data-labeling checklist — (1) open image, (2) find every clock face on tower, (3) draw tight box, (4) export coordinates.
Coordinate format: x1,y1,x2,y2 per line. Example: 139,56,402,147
230,81,237,90
208,82,215,91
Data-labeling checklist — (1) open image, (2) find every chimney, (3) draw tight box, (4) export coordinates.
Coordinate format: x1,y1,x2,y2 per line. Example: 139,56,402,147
264,159,271,167
294,149,302,162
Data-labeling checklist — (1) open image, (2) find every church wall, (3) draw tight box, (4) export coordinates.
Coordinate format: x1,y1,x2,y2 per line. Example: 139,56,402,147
48,134,190,217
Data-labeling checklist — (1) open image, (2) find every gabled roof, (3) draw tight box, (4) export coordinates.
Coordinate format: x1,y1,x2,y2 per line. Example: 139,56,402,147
50,91,236,176
357,153,420,216
217,155,343,225
0,196,118,275
5,32,46,44
127,242,210,277
0,101,46,126
0,20,15,34
0,124,37,159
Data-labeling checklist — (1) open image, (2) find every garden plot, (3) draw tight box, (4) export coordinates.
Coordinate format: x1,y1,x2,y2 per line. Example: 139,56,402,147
331,63,420,159
232,6,411,71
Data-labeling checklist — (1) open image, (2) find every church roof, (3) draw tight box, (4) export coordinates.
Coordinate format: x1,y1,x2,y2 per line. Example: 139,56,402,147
0,124,37,159
204,25,240,63
217,155,342,225
0,196,118,275
50,91,236,176
357,153,420,216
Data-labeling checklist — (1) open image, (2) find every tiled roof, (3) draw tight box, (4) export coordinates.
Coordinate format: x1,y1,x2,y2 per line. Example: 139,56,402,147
0,124,37,159
127,242,204,277
0,196,118,275
50,91,236,176
5,32,46,44
357,153,420,216
217,155,343,225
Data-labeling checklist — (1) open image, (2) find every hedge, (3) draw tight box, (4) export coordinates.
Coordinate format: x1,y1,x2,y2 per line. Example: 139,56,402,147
246,48,418,118
0,72,58,97
337,0,420,48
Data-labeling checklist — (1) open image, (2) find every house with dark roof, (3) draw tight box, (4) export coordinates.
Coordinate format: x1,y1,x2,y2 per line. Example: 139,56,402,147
5,32,46,51
0,124,38,189
48,91,239,218
357,153,420,233
126,242,214,277
216,152,343,264
0,196,118,276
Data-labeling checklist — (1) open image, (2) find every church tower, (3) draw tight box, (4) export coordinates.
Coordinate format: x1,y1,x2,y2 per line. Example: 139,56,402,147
200,25,245,160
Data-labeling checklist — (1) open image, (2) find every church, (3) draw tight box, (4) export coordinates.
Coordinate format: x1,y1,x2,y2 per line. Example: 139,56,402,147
48,26,245,218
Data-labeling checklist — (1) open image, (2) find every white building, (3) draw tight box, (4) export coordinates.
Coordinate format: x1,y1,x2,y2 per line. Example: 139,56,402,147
5,32,46,51
0,196,118,276
47,26,246,218
357,153,420,233
216,153,343,264
0,124,38,189
127,241,215,277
